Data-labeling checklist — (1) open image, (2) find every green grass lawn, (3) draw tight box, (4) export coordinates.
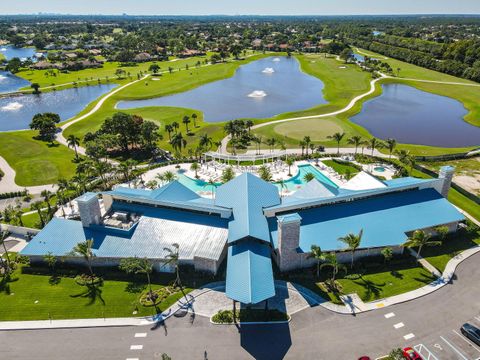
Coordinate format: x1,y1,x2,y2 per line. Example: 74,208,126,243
0,131,77,186
284,255,436,304
421,232,480,272
0,265,194,321
322,159,359,176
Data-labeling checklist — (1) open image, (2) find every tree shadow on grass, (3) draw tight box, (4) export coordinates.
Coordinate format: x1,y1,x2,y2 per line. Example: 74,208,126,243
352,277,385,301
49,275,61,285
0,275,19,295
414,272,438,285
125,281,146,294
70,284,105,306
390,270,404,279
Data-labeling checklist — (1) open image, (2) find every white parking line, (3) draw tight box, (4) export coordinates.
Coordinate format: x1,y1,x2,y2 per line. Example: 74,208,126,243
385,312,395,319
453,330,480,353
440,336,468,360
404,333,415,340
126,358,139,360
134,333,147,338
394,322,405,329
130,345,143,350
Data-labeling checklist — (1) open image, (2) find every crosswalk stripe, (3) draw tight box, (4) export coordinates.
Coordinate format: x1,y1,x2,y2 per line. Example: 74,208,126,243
130,345,143,350
135,333,147,338
404,333,415,340
384,312,395,319
394,322,404,329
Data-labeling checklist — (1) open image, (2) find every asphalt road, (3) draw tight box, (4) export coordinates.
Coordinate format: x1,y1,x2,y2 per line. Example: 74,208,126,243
1,253,479,360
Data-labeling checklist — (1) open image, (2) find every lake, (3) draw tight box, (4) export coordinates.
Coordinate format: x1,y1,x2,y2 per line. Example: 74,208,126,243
0,84,116,131
0,70,31,94
116,56,327,122
351,83,480,148
0,45,39,61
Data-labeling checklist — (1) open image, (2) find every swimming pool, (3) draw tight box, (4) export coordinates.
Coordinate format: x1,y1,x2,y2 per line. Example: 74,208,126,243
374,166,386,173
175,164,338,194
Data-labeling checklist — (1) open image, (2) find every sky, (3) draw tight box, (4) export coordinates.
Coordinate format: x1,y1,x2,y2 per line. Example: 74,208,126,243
1,0,480,16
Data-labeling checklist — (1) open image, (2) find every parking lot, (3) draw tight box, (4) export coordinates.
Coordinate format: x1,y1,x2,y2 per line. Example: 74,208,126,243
414,316,480,360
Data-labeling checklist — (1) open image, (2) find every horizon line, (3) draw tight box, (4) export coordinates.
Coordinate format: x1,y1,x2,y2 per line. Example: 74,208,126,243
2,13,480,17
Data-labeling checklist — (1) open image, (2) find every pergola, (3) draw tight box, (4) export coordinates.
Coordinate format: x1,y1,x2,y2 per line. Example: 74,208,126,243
203,151,287,165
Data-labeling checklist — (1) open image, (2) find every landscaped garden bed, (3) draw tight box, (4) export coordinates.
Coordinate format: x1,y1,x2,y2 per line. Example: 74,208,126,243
211,309,290,324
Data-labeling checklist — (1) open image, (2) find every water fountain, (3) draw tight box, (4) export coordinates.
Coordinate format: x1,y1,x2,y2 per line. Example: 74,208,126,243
262,67,275,74
247,90,267,98
1,102,23,111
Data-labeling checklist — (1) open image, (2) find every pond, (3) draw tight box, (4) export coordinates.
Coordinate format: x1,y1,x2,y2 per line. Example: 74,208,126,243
0,45,39,61
351,83,480,148
0,84,116,131
0,70,31,94
116,56,327,123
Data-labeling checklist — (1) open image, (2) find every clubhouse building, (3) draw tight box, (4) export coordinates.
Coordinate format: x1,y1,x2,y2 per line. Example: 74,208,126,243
21,166,464,305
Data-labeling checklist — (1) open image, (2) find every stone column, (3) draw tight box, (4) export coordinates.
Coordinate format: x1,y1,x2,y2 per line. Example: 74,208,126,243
277,213,302,272
77,192,103,228
439,166,455,198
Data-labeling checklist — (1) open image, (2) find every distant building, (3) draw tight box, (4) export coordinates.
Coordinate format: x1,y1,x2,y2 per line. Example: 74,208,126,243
22,167,463,305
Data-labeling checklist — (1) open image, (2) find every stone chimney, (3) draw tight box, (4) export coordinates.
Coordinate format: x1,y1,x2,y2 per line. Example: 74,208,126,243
77,192,102,227
439,166,455,198
277,213,302,272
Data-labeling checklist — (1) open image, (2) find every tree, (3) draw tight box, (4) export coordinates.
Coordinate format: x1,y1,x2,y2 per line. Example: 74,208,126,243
258,165,273,182
170,132,187,153
165,124,174,141
190,162,200,178
163,243,188,302
320,253,347,282
340,48,354,63
204,178,218,201
41,189,53,216
303,172,315,182
162,171,177,183
347,136,363,154
327,132,345,154
119,257,155,300
182,115,191,133
338,229,363,269
403,230,442,259
118,159,137,182
30,83,41,94
299,140,306,157
30,113,61,143
0,231,13,275
303,136,312,156
221,167,235,183
368,137,383,157
191,113,198,128
67,134,81,160
6,57,21,73
435,226,450,242
71,239,95,278
285,158,294,176
149,63,160,74
30,201,45,227
381,247,393,264
385,138,397,159
308,245,324,277
199,133,212,150
43,252,57,273
115,68,126,79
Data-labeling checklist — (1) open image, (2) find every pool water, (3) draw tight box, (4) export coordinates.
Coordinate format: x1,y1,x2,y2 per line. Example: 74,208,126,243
374,167,386,172
176,164,338,194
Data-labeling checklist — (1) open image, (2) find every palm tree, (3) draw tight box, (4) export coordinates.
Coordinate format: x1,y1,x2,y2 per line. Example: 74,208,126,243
245,120,254,133
119,257,155,300
41,189,53,216
190,162,200,178
67,134,81,160
368,137,383,157
204,178,218,202
191,113,198,128
265,138,276,153
30,201,45,227
308,245,324,277
277,178,287,197
0,230,12,274
253,136,263,155
163,243,188,302
258,165,273,182
182,116,191,133
118,159,137,182
162,171,177,183
171,121,179,134
338,229,363,269
303,136,312,156
170,132,187,153
71,239,95,278
299,140,306,157
303,172,315,182
327,132,345,154
93,161,113,190
385,138,397,159
320,252,347,282
13,205,24,227
165,124,174,141
403,230,442,259
347,136,363,155
199,134,213,150
395,149,410,164
285,158,294,176
221,167,235,183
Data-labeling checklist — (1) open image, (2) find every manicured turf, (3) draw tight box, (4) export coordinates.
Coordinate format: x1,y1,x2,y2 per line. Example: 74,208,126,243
0,131,77,186
0,265,190,321
322,159,359,176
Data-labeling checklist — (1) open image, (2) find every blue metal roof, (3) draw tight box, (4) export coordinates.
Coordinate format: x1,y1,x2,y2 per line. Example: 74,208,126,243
269,188,464,252
21,204,229,261
225,240,275,304
216,173,280,243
